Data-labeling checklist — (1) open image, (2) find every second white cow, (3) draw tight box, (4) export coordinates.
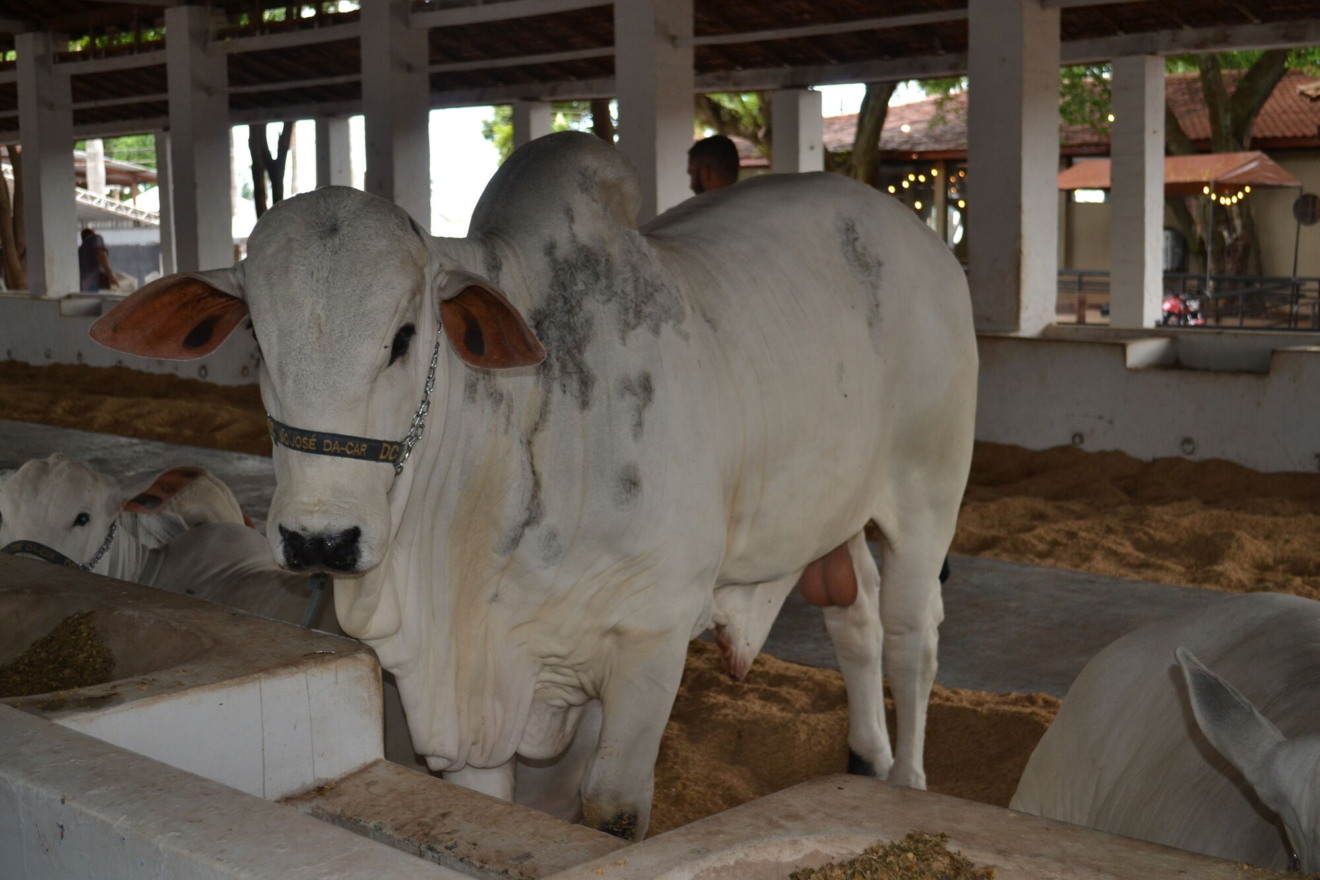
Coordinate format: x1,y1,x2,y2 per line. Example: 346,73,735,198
0,453,332,630
90,131,978,838
1011,592,1320,872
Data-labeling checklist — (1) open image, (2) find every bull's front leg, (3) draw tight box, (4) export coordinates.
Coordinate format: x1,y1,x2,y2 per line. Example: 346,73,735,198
579,628,691,840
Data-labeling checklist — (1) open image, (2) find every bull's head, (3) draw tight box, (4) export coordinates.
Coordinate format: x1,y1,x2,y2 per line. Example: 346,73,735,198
90,187,544,575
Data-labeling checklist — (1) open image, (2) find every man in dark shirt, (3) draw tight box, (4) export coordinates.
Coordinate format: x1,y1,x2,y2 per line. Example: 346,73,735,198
79,227,115,292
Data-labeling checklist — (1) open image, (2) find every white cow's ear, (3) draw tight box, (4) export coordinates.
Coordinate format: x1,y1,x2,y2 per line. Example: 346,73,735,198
91,266,248,361
438,280,546,370
120,466,205,515
1178,647,1289,812
120,509,188,552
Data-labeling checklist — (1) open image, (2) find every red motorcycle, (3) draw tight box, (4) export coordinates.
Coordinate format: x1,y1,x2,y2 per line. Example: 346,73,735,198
1161,291,1205,326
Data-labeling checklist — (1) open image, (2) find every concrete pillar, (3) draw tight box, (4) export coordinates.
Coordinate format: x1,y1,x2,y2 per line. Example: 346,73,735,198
512,101,553,150
16,31,77,297
360,0,430,227
155,131,176,276
967,0,1060,334
770,89,824,174
614,0,693,222
85,139,106,196
315,116,353,188
165,5,232,271
1108,55,1165,330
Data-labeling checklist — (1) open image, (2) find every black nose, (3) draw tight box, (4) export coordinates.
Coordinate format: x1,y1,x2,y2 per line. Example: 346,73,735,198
279,525,362,572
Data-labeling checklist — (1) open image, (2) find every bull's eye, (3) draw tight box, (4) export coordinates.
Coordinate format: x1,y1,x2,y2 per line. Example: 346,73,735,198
389,323,416,366
73,512,90,527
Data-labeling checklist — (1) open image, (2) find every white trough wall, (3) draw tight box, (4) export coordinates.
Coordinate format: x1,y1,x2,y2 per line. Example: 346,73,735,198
0,705,467,880
0,292,260,385
978,331,1320,473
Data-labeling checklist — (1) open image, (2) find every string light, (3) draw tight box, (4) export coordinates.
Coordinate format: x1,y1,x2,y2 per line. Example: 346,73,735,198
888,185,896,193
914,200,923,210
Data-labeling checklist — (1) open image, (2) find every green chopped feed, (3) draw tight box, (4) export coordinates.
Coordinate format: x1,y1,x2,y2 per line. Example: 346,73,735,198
790,831,994,880
0,612,115,698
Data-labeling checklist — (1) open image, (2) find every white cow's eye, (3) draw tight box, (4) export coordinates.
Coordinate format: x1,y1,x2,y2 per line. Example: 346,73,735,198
72,512,90,527
389,323,416,366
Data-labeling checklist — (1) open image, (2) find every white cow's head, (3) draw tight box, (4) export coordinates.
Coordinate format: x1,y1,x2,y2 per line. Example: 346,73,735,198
1178,647,1320,872
0,454,206,571
90,186,546,575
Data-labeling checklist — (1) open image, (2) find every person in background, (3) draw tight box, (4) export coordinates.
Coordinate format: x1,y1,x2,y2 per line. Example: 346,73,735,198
687,135,740,195
79,227,115,292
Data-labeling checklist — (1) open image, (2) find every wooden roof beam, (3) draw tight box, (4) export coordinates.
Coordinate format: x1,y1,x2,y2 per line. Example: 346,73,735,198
675,10,967,49
410,0,611,29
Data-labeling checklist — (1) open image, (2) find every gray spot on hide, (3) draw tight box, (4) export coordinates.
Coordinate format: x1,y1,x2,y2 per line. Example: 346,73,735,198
540,528,564,565
464,369,506,409
482,244,504,285
612,234,687,344
498,425,545,557
616,372,654,442
613,463,642,508
530,228,687,416
531,239,604,411
838,217,884,332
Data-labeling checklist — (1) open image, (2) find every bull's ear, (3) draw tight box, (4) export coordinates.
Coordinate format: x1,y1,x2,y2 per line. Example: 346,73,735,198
1177,647,1288,808
439,283,546,369
120,466,205,515
91,269,248,360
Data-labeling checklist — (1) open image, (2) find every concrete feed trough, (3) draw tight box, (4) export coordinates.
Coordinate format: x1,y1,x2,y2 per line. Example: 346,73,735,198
0,554,381,800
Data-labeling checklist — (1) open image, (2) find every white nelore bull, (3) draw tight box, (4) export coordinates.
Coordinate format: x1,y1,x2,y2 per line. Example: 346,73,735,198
0,453,332,630
1011,593,1320,872
90,131,977,838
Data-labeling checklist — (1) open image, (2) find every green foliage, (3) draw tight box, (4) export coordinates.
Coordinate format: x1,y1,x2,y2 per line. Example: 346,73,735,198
480,101,603,162
75,135,157,170
1167,48,1320,76
695,92,769,154
1060,64,1113,134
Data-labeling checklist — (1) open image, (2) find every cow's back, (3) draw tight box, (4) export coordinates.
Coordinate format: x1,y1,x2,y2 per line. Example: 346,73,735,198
1011,593,1320,869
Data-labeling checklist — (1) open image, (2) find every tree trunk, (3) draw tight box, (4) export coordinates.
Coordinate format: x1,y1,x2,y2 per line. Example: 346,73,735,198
1168,51,1290,281
1,145,26,290
841,82,897,187
590,99,615,143
249,125,270,217
248,121,294,218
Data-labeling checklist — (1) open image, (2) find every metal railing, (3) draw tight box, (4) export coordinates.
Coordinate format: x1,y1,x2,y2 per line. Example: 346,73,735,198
75,188,160,225
1057,270,1320,330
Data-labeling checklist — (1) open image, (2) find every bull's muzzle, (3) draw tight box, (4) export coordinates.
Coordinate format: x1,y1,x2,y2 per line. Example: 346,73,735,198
279,524,363,573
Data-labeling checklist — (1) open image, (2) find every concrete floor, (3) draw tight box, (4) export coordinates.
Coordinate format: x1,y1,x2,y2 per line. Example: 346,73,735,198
1,418,1220,698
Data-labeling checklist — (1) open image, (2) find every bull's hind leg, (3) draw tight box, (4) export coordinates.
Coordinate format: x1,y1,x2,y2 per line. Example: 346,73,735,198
820,531,893,780
872,517,948,790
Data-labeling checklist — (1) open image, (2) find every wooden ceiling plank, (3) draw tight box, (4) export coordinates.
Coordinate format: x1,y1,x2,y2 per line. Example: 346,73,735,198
218,20,361,54
411,0,611,29
429,46,612,74
1064,18,1320,62
678,10,969,49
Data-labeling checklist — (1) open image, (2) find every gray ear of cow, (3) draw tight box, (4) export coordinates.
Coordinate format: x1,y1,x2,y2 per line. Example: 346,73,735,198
1177,647,1287,805
90,266,248,361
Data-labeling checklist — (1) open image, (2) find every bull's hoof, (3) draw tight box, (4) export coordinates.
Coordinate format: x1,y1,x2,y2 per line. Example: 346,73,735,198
847,749,879,777
591,809,641,841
